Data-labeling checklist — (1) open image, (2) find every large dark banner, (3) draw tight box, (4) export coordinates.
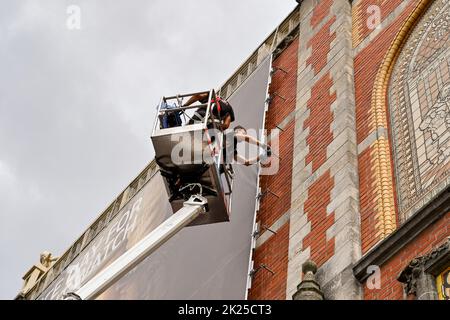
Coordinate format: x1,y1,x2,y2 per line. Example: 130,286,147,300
97,57,273,300
37,172,172,300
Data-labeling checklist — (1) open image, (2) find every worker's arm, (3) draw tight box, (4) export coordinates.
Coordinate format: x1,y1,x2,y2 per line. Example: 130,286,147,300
236,134,271,154
221,114,232,130
234,133,272,166
185,93,209,106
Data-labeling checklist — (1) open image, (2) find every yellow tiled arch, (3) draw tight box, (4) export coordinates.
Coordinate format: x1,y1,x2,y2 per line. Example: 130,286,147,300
370,0,434,239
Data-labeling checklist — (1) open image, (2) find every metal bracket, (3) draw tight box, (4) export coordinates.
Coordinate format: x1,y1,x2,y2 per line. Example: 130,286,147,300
178,184,216,210
271,66,288,76
184,194,208,208
271,92,287,102
266,92,287,107
249,264,275,278
252,223,261,238
261,225,277,235
256,189,280,201
252,224,277,238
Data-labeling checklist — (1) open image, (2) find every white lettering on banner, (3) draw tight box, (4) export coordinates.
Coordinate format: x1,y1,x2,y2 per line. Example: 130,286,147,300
39,196,145,299
65,265,81,292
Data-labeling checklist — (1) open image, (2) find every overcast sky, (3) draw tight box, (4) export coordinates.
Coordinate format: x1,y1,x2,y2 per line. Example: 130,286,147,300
0,0,296,299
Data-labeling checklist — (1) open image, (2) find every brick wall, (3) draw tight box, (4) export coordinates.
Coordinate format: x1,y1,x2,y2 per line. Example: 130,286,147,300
354,0,450,301
250,0,448,300
354,0,419,255
287,0,361,300
302,170,335,267
352,0,406,48
363,212,449,300
248,37,299,300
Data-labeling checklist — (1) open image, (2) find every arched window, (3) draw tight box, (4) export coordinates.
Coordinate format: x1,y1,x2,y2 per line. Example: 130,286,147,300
389,0,450,222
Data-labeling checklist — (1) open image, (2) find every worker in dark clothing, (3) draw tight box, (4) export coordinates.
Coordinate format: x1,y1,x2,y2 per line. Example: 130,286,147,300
186,92,235,130
223,126,272,166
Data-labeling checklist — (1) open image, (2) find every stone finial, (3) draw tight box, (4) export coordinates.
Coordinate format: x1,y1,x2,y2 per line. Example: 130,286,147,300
292,260,325,300
303,260,318,275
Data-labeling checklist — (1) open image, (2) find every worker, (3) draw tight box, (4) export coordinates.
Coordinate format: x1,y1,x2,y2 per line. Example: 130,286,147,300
223,126,272,166
186,93,235,130
159,100,182,129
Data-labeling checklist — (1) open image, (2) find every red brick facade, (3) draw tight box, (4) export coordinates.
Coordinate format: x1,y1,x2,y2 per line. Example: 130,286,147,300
364,212,449,300
306,17,337,75
249,0,449,301
249,223,291,300
248,37,298,300
311,0,333,28
355,0,418,254
354,0,449,300
302,171,335,267
353,0,405,48
304,73,336,172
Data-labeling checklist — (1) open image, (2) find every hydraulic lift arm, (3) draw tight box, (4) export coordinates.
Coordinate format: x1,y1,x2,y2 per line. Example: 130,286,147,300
64,194,208,300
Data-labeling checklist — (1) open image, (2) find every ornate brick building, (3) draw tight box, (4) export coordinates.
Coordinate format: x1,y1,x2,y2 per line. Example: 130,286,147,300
248,0,449,300
19,0,449,301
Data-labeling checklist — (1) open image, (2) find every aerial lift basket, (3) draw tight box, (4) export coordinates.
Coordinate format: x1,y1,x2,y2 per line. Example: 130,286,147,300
151,89,233,226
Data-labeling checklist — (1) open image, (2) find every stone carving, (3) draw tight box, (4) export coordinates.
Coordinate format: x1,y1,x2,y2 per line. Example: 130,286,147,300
19,251,59,297
389,0,450,221
398,238,450,299
398,258,424,296
39,251,58,269
425,238,450,266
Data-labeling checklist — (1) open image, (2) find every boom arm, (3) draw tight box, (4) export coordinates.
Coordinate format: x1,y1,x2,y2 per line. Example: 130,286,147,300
64,195,208,300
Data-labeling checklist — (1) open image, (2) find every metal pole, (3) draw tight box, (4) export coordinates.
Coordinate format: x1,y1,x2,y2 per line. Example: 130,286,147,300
67,195,208,300
165,91,210,100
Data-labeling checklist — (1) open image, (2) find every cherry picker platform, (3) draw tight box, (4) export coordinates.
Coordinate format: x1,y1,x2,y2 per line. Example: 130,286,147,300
64,90,234,300
151,89,234,226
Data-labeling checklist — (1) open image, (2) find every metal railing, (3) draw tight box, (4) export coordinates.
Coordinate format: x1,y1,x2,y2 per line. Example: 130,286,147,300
152,89,222,135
